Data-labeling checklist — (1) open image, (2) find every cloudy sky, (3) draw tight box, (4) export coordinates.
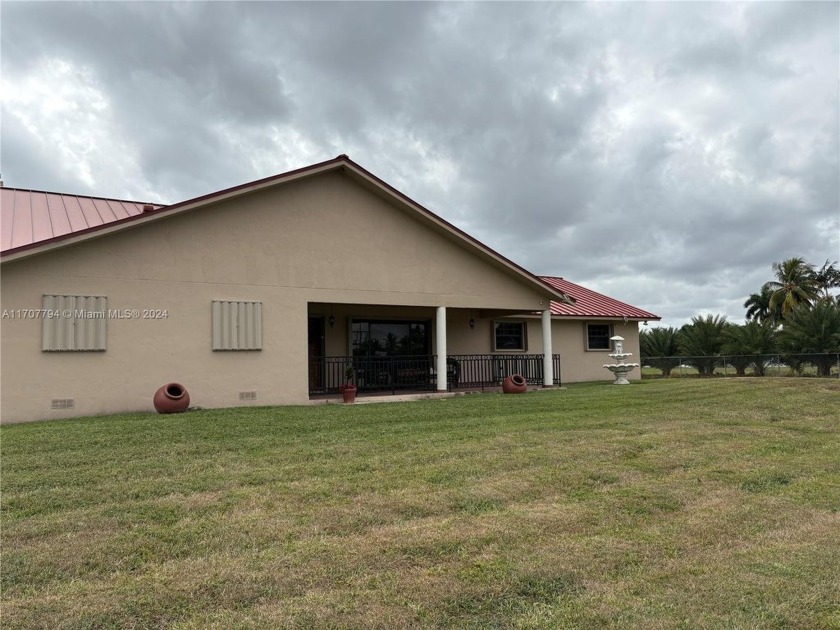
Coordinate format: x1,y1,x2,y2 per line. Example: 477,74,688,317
2,1,838,328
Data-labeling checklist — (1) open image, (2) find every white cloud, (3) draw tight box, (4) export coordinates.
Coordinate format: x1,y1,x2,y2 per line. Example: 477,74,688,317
1,1,837,327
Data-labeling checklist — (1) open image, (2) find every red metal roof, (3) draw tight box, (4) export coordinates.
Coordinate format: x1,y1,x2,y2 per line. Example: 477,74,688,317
540,276,659,320
0,187,163,254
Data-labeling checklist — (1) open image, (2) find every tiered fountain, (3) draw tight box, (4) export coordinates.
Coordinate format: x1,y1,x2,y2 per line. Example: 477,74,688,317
603,335,639,385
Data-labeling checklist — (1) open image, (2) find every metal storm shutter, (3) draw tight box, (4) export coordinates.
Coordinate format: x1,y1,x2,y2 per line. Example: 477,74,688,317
212,300,262,350
42,295,107,351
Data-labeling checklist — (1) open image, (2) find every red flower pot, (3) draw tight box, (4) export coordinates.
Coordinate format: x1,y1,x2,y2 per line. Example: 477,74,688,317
502,374,528,394
153,383,190,413
341,385,357,404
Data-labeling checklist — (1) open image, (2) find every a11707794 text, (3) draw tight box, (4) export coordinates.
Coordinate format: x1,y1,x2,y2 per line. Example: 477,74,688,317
2,308,169,320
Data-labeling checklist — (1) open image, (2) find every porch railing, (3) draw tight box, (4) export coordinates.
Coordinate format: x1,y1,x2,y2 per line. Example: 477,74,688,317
448,354,560,389
309,354,562,395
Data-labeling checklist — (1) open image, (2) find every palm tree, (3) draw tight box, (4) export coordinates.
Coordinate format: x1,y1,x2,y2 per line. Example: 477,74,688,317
722,321,778,376
763,257,818,319
743,285,780,325
678,315,728,376
779,301,840,377
814,260,840,302
640,327,680,377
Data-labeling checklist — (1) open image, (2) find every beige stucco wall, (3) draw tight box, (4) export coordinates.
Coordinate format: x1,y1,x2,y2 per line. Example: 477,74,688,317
1,171,556,423
536,319,642,383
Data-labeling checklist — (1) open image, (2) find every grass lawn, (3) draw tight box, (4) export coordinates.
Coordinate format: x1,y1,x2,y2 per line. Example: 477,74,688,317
2,379,839,629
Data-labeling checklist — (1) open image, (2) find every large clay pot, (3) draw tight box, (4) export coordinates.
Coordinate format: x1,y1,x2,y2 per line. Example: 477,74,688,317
502,374,528,394
341,385,357,404
154,383,190,413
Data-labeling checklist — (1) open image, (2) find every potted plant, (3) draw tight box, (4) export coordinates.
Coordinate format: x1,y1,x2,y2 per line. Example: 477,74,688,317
340,365,357,403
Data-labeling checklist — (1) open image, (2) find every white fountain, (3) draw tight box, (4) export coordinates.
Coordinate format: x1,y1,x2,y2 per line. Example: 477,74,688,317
603,335,639,385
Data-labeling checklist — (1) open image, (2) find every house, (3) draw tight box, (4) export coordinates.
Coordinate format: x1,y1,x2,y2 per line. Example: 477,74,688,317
0,155,659,423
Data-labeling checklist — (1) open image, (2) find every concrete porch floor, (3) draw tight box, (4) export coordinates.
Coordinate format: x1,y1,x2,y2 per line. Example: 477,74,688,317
309,385,561,405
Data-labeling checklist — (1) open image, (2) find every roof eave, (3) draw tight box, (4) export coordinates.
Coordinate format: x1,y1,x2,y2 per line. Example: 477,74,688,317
0,157,348,264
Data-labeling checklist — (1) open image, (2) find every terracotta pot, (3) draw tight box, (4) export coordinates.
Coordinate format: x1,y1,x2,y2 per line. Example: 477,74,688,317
502,374,528,394
341,385,357,404
153,382,190,413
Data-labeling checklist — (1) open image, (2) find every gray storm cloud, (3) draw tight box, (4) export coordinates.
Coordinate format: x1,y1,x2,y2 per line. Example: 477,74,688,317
2,1,837,327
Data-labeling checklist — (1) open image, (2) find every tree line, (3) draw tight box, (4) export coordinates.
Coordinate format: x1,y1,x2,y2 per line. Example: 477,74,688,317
641,258,840,377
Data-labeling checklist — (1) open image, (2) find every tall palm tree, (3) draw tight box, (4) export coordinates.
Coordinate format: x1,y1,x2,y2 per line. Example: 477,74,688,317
743,285,780,325
763,257,818,319
814,259,840,301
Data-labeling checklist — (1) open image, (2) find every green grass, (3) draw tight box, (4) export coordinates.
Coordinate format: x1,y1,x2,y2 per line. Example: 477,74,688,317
2,379,839,629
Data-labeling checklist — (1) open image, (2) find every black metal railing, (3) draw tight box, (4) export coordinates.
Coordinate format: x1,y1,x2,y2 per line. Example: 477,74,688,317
310,355,436,395
448,354,560,389
309,354,562,395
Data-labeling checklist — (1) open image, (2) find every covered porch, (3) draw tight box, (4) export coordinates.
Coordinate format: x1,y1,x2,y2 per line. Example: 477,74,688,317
307,302,559,397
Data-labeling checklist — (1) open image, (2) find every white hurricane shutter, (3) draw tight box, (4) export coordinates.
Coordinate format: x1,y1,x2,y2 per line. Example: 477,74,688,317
42,295,107,351
212,300,262,350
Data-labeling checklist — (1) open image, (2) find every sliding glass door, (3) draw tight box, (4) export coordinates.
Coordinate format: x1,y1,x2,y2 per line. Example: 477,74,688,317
351,319,430,357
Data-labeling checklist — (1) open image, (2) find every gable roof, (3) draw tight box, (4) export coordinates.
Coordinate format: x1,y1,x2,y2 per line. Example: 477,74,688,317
1,188,164,254
540,276,659,320
0,156,573,305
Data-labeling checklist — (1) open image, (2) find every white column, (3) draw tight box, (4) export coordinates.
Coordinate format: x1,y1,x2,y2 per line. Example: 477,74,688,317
436,306,447,391
542,309,554,387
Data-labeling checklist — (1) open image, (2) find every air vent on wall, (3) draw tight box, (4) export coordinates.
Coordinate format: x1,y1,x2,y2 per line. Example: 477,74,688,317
51,398,75,409
239,391,257,401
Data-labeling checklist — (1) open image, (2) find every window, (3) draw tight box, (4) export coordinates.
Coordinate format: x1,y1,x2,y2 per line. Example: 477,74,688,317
42,294,107,351
586,323,612,351
494,321,526,352
351,319,430,357
212,300,262,350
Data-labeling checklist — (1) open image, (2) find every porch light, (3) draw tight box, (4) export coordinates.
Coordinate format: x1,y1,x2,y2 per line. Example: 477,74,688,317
469,318,475,330
328,314,336,328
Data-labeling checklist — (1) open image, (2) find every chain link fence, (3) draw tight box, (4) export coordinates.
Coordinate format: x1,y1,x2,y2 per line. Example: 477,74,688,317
640,353,840,378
